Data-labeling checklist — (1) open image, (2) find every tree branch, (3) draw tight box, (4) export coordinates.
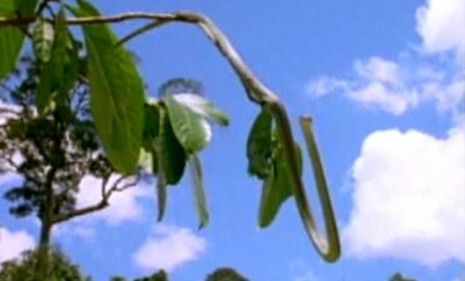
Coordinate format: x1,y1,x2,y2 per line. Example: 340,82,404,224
0,11,278,104
52,174,138,224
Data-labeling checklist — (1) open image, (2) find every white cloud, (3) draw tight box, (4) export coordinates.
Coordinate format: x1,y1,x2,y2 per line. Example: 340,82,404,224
307,55,464,116
416,0,465,60
76,175,151,226
343,127,465,267
133,224,207,272
0,227,35,263
306,77,349,97
306,0,465,117
293,270,318,281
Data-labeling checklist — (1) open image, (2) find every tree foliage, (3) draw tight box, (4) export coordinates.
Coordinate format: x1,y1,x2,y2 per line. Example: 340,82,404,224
205,267,249,281
389,272,417,281
0,247,91,281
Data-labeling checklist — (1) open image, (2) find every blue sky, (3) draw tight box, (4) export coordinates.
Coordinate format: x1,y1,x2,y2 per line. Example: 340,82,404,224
1,0,464,280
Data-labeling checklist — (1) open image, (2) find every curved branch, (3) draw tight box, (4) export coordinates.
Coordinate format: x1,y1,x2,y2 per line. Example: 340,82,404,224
0,10,340,261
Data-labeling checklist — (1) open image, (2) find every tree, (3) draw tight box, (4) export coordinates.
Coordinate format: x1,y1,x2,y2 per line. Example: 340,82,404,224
0,0,342,277
389,272,417,281
0,55,140,279
110,270,168,281
205,267,249,281
0,247,91,281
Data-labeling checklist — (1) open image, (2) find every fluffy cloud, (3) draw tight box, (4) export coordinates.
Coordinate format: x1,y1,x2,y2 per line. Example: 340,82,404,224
306,0,465,116
416,0,465,60
0,227,35,263
75,175,151,226
133,224,207,272
307,55,464,116
343,127,465,266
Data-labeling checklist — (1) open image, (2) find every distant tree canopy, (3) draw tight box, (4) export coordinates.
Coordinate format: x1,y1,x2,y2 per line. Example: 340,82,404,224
205,267,249,281
389,272,417,281
0,247,90,281
110,270,169,281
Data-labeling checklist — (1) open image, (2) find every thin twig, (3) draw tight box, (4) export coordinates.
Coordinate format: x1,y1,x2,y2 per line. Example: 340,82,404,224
0,12,278,104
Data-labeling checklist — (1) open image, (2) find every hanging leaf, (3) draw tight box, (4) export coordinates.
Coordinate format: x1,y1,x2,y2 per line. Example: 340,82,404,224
173,93,229,126
189,155,209,228
37,11,79,115
70,0,145,175
0,0,35,80
32,19,55,63
142,103,186,185
142,102,160,152
160,111,187,185
247,108,274,179
164,94,211,154
155,137,167,222
258,135,303,228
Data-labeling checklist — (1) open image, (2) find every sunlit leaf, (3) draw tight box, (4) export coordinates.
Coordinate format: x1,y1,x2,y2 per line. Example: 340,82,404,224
71,0,145,175
173,93,229,126
0,1,27,80
189,154,209,228
37,11,79,115
164,94,211,154
32,19,54,63
247,108,273,179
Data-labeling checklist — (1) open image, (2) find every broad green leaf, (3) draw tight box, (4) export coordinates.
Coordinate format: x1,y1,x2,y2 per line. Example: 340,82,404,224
247,108,274,179
37,11,79,115
189,155,209,228
173,93,229,126
32,19,54,63
14,0,39,17
258,134,303,228
71,0,145,175
0,1,23,80
164,94,211,154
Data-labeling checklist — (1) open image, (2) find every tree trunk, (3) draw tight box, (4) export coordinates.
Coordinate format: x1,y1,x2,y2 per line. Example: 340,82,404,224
36,167,56,281
36,220,53,281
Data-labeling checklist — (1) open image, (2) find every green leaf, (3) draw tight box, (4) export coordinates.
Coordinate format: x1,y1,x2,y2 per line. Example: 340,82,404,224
71,0,145,175
32,19,54,63
160,111,187,185
37,12,79,115
164,94,211,154
14,0,39,17
142,103,160,152
247,108,274,179
258,133,303,228
189,155,209,228
155,139,167,222
142,103,186,185
173,93,229,126
0,1,23,80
